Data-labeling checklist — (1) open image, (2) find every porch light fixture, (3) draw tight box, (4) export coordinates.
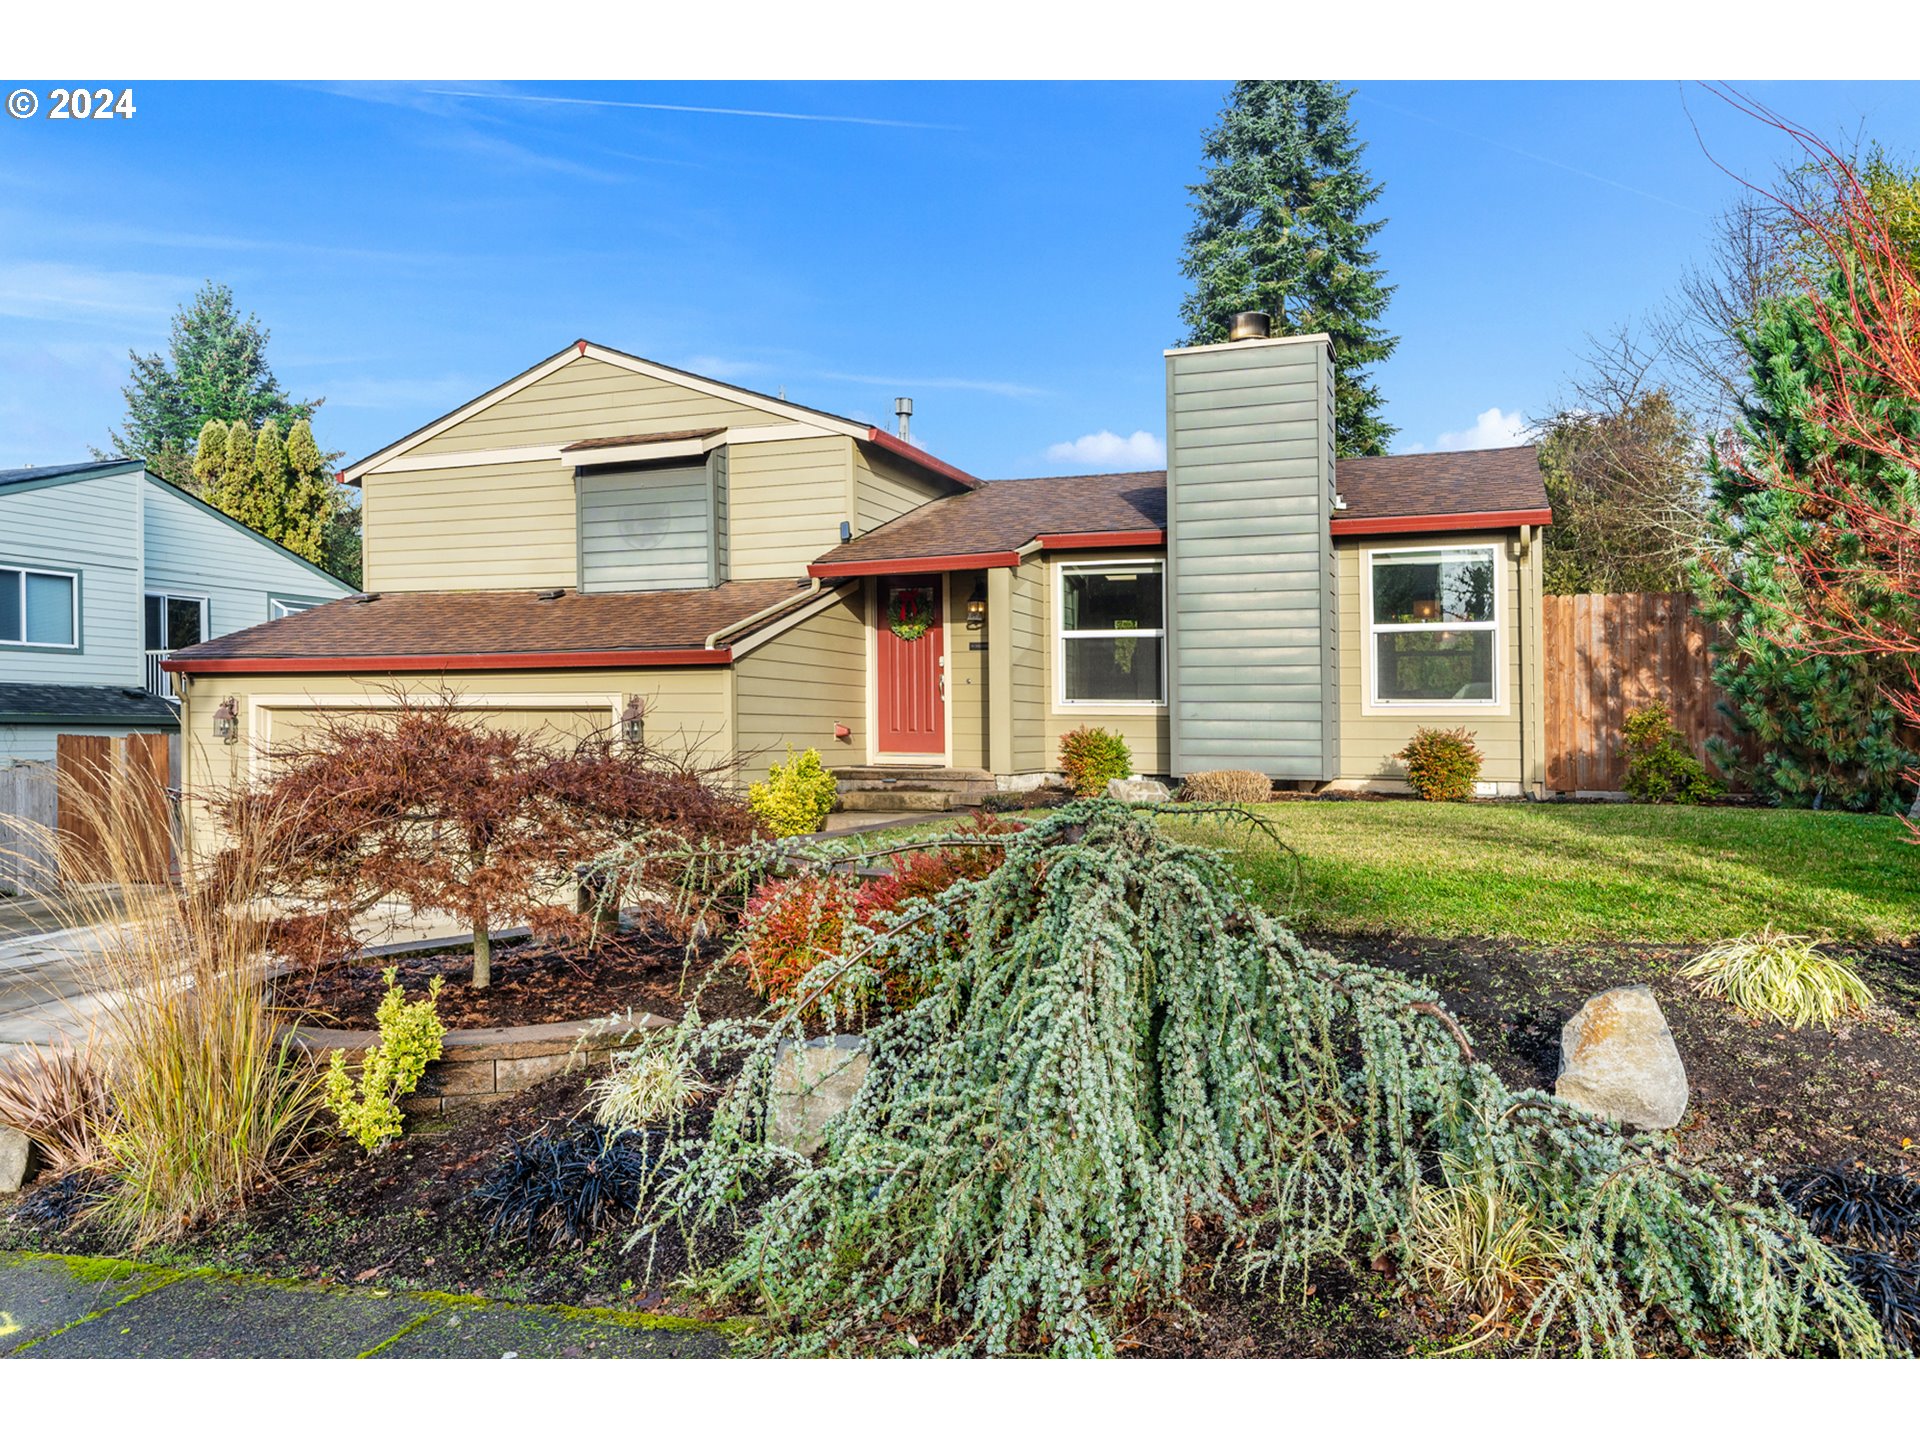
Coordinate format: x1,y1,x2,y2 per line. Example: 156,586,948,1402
1412,599,1439,621
966,579,987,629
212,697,238,743
619,696,646,748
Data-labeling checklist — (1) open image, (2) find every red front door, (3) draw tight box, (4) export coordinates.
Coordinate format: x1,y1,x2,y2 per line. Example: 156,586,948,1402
876,578,945,755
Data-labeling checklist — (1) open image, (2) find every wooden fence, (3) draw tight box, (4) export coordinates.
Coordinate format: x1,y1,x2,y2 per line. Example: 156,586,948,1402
1542,592,1744,794
0,762,58,894
0,732,176,893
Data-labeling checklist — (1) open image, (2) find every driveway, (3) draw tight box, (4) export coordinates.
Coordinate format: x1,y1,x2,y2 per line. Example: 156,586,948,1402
0,899,116,1056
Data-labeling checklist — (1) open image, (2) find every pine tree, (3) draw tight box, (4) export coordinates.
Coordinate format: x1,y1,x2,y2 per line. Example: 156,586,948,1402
282,420,340,567
1696,273,1920,813
105,281,316,489
1179,81,1399,456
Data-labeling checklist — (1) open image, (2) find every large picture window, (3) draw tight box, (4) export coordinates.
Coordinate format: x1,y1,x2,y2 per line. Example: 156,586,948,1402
0,565,78,648
1057,561,1165,706
1368,545,1499,706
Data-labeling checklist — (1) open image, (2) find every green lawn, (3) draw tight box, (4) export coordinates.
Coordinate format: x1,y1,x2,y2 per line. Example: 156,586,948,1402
1172,801,1920,944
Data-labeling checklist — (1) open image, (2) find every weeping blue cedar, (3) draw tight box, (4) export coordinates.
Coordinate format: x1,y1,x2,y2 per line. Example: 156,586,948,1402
635,802,1885,1357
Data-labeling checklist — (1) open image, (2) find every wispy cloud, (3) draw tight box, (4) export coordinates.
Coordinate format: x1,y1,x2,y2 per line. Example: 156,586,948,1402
1044,430,1166,469
424,89,959,131
317,374,488,411
1400,406,1529,455
818,371,1048,399
0,262,189,325
1356,93,1706,217
678,354,774,381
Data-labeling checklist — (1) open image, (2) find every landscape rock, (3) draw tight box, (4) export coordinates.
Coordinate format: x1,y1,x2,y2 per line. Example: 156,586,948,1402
1,1124,31,1192
767,1036,870,1159
1107,777,1171,804
1555,985,1689,1131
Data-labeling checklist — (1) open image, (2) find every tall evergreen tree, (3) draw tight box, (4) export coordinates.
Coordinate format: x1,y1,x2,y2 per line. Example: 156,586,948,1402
1179,80,1399,455
105,281,317,489
1695,272,1920,813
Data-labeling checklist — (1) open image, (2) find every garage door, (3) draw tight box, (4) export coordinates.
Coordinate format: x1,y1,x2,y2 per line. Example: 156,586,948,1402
260,699,620,754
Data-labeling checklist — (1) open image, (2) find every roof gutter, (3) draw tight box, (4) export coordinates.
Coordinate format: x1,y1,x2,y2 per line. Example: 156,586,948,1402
861,428,982,491
1329,507,1553,538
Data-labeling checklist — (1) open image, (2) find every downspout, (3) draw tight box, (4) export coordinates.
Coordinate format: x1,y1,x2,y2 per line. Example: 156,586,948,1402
706,578,825,651
1513,524,1536,798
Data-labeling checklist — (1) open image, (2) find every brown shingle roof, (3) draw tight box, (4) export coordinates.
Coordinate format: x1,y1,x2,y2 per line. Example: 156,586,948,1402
807,447,1548,570
166,580,824,670
811,471,1166,570
1334,446,1548,521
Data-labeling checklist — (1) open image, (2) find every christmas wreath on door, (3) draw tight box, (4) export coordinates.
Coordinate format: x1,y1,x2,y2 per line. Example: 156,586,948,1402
889,585,934,642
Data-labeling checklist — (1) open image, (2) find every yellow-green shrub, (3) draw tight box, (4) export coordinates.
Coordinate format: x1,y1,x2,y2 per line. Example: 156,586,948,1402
325,968,446,1152
749,747,839,837
1058,726,1134,798
1678,927,1873,1029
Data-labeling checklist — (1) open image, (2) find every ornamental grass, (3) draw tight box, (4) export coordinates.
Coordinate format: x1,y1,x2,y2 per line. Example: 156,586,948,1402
632,801,1885,1358
1677,927,1874,1030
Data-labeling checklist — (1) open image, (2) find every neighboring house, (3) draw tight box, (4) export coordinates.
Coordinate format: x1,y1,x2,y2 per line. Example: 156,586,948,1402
165,326,1552,829
0,459,354,765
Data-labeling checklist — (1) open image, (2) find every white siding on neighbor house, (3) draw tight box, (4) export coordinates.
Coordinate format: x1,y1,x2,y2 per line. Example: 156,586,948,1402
141,476,353,642
0,469,143,688
577,463,713,592
0,723,144,767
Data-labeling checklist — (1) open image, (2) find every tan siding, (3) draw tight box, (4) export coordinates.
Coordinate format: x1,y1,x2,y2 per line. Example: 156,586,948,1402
946,571,989,769
1334,532,1530,789
178,666,733,861
1040,550,1171,776
727,436,853,581
1008,557,1048,772
415,357,774,455
853,443,947,535
362,459,577,591
733,590,867,779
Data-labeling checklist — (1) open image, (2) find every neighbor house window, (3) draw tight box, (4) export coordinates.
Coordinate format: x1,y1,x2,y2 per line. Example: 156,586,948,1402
1368,544,1499,705
1057,560,1166,706
0,565,78,648
144,592,206,651
269,598,317,620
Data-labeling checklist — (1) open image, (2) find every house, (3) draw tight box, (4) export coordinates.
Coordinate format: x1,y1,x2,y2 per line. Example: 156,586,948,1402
0,459,355,765
164,321,1552,825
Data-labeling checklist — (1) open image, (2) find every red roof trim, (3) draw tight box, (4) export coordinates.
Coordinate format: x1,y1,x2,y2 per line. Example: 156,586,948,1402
808,551,1020,579
1037,529,1166,550
164,648,733,676
1329,507,1553,537
862,428,981,491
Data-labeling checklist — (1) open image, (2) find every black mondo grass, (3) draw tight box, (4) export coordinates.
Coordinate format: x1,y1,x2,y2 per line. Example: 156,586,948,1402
1839,1249,1920,1354
1782,1164,1920,1249
471,1124,659,1249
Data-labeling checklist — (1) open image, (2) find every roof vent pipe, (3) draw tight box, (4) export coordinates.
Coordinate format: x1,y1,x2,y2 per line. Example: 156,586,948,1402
1229,310,1272,342
894,396,913,443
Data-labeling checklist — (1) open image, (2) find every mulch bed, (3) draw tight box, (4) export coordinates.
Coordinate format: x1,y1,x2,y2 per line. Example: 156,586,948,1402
273,930,765,1030
12,929,1918,1354
1316,931,1920,1174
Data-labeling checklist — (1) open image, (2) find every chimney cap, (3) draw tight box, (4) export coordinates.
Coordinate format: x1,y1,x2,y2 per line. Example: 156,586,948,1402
1229,311,1272,342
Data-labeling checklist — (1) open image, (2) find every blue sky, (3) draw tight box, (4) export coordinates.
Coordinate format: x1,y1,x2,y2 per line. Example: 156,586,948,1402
2,79,1917,477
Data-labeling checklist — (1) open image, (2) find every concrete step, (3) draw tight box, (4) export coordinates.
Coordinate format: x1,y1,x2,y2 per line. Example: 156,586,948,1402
834,788,972,813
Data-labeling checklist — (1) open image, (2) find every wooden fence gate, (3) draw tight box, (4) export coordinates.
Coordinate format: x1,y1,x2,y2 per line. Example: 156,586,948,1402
54,732,175,884
1542,593,1745,794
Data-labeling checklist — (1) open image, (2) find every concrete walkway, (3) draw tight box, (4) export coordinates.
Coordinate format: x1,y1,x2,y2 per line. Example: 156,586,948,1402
0,913,119,1056
0,1251,734,1358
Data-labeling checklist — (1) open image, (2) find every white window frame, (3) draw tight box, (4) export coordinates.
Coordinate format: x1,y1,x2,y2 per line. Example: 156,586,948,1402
0,563,81,650
1055,559,1168,710
269,597,318,620
1365,542,1502,710
145,590,209,651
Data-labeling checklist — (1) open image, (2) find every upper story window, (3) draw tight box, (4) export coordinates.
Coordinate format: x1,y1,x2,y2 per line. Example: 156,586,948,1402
1057,560,1166,706
1368,544,1499,706
0,565,79,649
144,592,206,651
269,598,317,620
